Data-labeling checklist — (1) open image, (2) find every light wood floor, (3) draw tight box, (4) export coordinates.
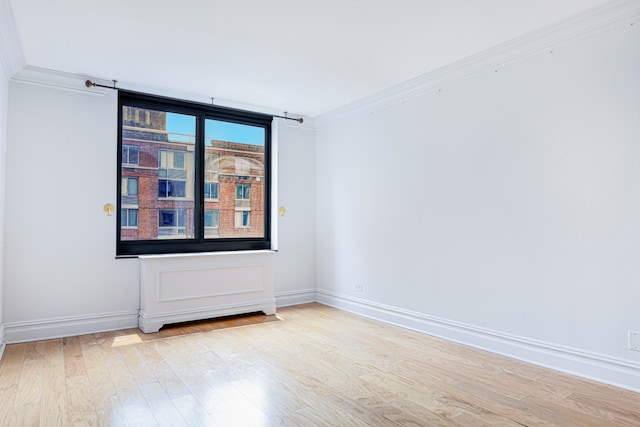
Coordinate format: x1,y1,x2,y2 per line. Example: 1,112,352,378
0,303,639,426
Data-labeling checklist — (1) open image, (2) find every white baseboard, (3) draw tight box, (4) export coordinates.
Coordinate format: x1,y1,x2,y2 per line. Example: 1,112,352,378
275,288,316,307
316,290,640,393
0,324,5,361
4,311,139,343
2,288,315,343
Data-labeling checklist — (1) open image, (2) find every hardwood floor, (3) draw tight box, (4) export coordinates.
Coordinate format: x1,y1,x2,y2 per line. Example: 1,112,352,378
0,303,638,426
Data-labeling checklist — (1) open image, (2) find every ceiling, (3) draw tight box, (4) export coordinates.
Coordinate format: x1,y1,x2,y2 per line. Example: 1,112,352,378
11,0,612,117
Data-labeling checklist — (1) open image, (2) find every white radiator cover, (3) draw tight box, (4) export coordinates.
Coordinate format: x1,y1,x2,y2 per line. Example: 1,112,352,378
138,250,276,333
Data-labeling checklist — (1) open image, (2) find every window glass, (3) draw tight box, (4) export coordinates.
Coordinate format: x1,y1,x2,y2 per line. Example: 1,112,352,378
121,208,138,227
204,210,219,227
204,182,219,200
120,107,195,241
205,119,264,239
122,177,138,196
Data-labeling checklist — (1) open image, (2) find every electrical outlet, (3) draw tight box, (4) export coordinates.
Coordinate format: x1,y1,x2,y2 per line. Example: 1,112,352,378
629,331,640,351
354,283,363,292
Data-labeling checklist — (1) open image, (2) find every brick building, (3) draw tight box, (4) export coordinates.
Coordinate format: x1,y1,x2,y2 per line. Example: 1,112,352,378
120,107,265,241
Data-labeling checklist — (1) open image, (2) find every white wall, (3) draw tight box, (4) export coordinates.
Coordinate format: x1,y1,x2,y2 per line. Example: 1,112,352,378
0,46,9,350
0,0,23,352
274,120,316,305
3,80,316,339
316,21,640,389
5,85,140,330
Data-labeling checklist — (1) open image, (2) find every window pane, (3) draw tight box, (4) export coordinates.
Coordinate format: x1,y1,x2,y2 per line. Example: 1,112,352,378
173,151,185,169
120,107,195,240
204,209,220,227
204,209,219,238
169,180,185,197
123,145,140,165
129,146,139,165
128,209,138,227
205,119,265,239
158,180,167,198
160,210,175,227
204,182,219,200
129,178,138,196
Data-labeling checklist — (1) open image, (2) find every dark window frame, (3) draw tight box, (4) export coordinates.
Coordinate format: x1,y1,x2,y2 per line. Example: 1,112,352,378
116,90,272,256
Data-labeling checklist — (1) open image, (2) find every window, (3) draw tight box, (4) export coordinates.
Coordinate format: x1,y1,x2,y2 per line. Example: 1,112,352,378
117,91,272,255
204,182,219,200
205,209,219,237
158,179,186,198
122,177,138,196
158,149,189,198
121,208,138,228
158,209,187,238
122,145,139,165
205,153,219,200
235,210,251,228
159,150,185,170
236,184,250,200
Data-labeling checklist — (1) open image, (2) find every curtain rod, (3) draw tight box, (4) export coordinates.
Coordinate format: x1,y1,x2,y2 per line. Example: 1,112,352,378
85,79,304,123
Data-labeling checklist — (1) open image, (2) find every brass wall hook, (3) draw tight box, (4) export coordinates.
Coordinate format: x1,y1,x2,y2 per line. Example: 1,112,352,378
104,203,115,216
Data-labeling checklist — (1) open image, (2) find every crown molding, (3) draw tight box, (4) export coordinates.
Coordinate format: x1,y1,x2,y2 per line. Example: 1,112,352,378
11,66,315,129
316,0,640,127
0,0,26,79
11,66,112,95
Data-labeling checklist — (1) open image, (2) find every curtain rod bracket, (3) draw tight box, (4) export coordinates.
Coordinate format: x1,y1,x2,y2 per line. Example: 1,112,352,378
274,111,304,124
85,79,118,90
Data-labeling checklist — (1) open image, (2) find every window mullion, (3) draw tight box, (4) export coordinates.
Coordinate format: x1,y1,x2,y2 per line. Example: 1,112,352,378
194,114,205,241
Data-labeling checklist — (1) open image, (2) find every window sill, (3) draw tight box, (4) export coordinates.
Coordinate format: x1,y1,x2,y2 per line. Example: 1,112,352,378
139,249,275,259
116,249,276,260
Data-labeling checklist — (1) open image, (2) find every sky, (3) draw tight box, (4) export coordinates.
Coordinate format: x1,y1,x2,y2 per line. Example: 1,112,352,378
166,113,264,146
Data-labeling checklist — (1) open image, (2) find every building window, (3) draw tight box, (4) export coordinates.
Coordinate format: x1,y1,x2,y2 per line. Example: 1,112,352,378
236,184,250,200
159,209,186,238
122,177,138,196
205,209,219,237
122,145,139,165
158,179,186,198
158,149,189,198
205,153,219,200
117,91,272,255
121,208,138,228
159,150,185,170
204,182,219,200
235,210,250,228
